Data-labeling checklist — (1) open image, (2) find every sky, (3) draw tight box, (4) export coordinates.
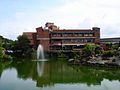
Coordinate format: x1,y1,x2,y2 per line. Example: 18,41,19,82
0,0,120,40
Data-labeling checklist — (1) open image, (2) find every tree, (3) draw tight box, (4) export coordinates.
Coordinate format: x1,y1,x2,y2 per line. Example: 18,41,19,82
95,45,102,55
0,36,13,61
73,52,81,60
0,35,14,50
106,42,113,50
14,35,32,56
0,39,4,60
102,50,116,57
82,44,95,58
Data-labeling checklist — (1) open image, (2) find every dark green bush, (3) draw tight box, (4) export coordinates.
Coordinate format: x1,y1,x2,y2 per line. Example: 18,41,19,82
102,50,116,57
3,55,13,61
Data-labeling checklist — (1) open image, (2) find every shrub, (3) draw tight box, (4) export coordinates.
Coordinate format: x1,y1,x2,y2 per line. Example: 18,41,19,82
102,50,116,57
0,47,4,60
82,44,95,57
3,55,13,61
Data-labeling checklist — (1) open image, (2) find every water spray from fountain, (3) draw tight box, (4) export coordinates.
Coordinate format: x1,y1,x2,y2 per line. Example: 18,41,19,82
36,44,47,77
37,44,45,60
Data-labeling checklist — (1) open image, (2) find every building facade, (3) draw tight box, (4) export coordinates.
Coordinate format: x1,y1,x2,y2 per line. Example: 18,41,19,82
100,37,120,50
101,37,120,44
23,22,100,52
23,32,37,48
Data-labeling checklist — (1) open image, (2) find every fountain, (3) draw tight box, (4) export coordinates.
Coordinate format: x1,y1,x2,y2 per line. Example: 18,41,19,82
36,44,47,77
36,44,48,61
37,44,45,60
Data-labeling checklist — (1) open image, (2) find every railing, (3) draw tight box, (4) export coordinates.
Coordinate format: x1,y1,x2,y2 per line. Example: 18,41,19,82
50,49,82,52
51,36,96,39
50,42,95,46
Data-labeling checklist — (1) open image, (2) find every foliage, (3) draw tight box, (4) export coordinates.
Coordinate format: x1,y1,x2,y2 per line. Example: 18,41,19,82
73,52,81,60
0,47,4,60
13,34,33,57
82,44,96,57
31,48,36,59
111,44,118,50
3,55,13,61
0,35,14,50
95,45,102,55
0,38,13,61
102,50,116,57
57,51,66,58
0,38,2,47
17,35,30,49
0,39,4,60
106,42,112,49
106,42,118,50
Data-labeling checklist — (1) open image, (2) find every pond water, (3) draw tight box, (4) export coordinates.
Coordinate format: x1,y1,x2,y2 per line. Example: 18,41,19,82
0,59,120,90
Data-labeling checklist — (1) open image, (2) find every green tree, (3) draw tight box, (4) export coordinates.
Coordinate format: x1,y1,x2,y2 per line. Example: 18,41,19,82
15,35,32,57
73,52,81,60
82,44,95,58
57,51,66,58
106,42,112,50
95,45,102,55
0,35,14,50
111,44,118,50
102,50,116,57
0,39,4,60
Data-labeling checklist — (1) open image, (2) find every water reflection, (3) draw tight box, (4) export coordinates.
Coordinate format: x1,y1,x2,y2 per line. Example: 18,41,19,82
36,59,48,77
0,60,120,90
37,61,44,77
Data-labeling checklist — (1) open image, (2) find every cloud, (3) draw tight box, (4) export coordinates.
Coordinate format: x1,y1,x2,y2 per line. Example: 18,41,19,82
0,0,120,40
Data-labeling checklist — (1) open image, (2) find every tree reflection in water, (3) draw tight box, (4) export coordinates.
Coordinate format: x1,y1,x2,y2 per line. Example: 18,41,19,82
0,59,120,88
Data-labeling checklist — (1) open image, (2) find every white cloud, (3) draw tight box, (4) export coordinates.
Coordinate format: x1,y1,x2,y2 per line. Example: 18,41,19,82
15,12,25,19
0,0,120,40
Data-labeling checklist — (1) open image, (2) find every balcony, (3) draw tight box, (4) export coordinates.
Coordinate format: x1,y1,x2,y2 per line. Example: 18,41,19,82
50,42,62,46
50,45,84,52
50,33,94,39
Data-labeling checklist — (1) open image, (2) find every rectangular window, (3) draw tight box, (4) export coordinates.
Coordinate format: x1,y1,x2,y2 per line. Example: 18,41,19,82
52,33,61,37
89,33,94,36
84,34,89,36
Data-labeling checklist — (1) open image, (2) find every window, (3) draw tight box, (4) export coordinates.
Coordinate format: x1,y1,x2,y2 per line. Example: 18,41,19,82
84,34,89,36
62,33,73,37
89,33,94,36
52,33,61,37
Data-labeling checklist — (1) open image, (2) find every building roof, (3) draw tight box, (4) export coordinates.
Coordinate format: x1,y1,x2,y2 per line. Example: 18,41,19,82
100,37,120,43
52,29,94,33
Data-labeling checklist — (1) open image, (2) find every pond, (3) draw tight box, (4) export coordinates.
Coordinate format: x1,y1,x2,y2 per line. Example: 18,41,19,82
0,59,120,90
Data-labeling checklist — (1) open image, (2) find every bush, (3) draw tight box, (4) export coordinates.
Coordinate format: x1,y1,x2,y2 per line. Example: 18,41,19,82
0,47,4,60
102,50,116,57
73,52,81,60
3,55,13,61
82,44,95,57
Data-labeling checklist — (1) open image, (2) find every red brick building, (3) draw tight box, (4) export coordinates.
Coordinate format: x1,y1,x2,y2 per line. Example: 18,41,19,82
23,22,100,52
23,32,37,48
